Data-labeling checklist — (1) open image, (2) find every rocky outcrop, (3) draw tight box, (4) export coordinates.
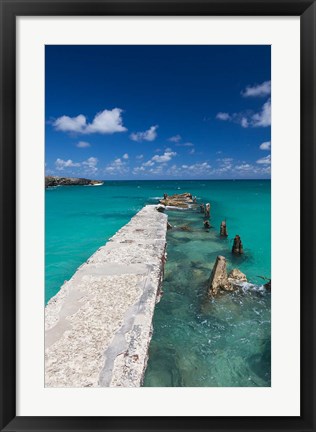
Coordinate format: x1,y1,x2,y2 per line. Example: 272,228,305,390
208,256,248,297
228,268,247,283
45,176,102,188
264,280,271,291
205,203,211,218
232,235,243,254
159,193,193,208
208,256,233,296
220,220,228,237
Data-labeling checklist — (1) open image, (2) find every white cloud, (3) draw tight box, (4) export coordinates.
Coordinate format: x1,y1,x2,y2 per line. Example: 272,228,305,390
216,158,233,173
260,141,271,151
82,156,98,173
242,80,271,97
256,154,271,165
216,100,271,128
185,162,212,174
188,148,195,155
53,108,127,134
235,163,253,171
168,134,181,143
130,125,158,142
76,141,91,148
105,157,129,175
55,158,81,170
143,160,155,167
132,166,146,175
241,117,249,128
122,153,129,160
55,157,99,174
151,151,176,163
252,100,271,127
136,154,144,160
54,115,86,133
216,112,231,121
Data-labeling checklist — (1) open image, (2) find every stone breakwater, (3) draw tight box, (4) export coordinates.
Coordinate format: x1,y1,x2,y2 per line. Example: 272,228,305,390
45,205,167,387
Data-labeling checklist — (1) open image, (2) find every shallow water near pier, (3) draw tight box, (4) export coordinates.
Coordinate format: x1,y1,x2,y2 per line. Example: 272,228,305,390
143,206,271,387
46,180,270,387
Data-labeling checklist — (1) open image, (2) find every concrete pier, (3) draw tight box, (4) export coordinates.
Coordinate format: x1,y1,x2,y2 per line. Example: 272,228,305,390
45,205,168,387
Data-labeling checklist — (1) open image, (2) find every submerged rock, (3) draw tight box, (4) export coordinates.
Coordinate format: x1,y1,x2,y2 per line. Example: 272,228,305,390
179,225,193,232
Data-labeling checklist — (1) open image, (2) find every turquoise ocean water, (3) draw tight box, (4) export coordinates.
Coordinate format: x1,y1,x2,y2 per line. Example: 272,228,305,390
46,180,271,386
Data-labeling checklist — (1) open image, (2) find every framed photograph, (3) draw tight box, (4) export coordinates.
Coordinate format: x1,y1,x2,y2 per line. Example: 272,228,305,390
0,1,315,431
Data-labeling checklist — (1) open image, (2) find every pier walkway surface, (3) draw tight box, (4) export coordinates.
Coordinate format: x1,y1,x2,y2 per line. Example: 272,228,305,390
45,205,168,387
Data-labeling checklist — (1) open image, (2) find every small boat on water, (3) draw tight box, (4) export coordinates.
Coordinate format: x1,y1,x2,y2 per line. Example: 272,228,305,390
84,181,104,186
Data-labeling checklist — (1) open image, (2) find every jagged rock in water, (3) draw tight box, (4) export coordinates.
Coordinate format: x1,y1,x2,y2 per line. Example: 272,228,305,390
167,222,173,230
159,192,193,208
205,203,210,219
203,220,210,229
200,204,205,213
208,256,233,296
228,268,247,282
264,280,271,291
45,176,101,188
232,234,243,254
220,220,228,237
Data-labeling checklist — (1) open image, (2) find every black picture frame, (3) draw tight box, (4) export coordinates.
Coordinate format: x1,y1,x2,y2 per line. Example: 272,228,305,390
0,1,315,431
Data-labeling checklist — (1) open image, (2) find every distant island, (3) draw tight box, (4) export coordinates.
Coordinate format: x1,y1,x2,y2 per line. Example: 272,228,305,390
45,176,104,188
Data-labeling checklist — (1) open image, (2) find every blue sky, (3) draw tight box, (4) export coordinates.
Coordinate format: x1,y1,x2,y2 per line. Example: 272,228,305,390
45,45,271,180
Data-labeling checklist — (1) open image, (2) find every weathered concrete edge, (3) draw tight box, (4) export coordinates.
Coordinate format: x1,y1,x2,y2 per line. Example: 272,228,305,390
45,205,168,387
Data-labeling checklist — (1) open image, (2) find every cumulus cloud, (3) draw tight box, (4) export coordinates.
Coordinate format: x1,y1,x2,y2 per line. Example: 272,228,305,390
105,157,129,175
252,99,271,127
216,100,271,128
136,154,144,160
53,108,127,135
54,115,86,133
122,153,129,160
235,163,253,171
256,154,271,165
242,80,271,97
55,158,81,170
55,156,98,173
260,141,271,151
168,134,182,143
216,158,233,173
151,150,176,163
241,117,249,128
216,112,231,121
130,125,158,142
82,156,98,173
76,141,91,148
